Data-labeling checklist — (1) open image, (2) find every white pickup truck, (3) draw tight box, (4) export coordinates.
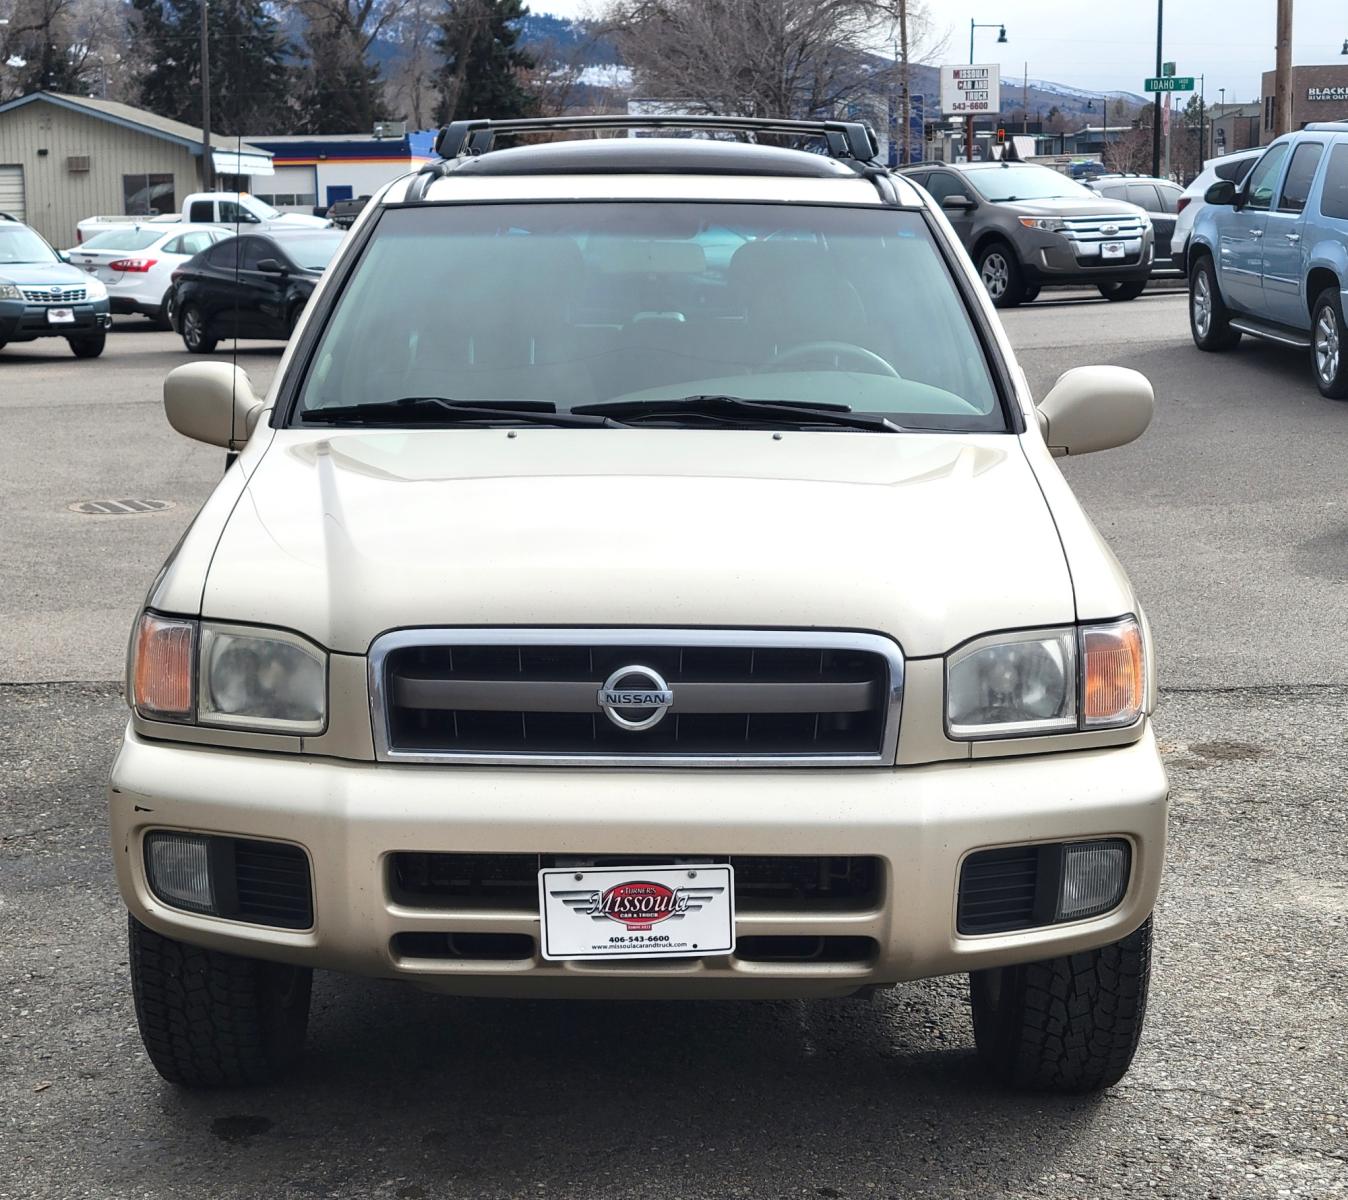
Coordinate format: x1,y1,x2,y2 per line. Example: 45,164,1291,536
77,192,330,242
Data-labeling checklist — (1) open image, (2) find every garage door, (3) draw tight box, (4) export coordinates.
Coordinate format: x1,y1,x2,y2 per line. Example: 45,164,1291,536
0,165,25,223
254,165,317,212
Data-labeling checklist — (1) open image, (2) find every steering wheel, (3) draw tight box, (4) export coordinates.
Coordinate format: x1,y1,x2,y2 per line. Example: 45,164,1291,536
763,341,901,378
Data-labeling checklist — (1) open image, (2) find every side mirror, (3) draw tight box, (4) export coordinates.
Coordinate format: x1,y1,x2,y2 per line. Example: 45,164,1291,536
1204,179,1238,206
1036,366,1152,456
58,250,72,263
941,194,975,211
163,362,265,450
256,258,288,275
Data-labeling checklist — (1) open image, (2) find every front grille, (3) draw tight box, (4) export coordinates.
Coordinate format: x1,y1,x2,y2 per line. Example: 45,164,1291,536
231,839,314,929
370,629,902,765
21,286,87,303
390,853,883,913
1059,214,1148,245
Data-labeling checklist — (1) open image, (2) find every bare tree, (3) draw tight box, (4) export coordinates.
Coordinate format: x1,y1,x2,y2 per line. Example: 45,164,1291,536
608,0,901,122
0,0,130,101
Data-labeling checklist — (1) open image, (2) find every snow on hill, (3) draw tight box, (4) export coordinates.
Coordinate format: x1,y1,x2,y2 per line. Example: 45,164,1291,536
1018,78,1150,107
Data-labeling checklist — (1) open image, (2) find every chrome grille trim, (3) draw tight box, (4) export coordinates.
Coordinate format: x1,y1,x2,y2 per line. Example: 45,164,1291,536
21,286,87,303
1058,214,1148,243
368,628,905,767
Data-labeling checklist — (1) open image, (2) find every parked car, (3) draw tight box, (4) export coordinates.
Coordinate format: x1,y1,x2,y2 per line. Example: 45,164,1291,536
1170,148,1263,268
0,212,111,357
1188,122,1348,398
170,229,346,352
65,224,229,328
115,114,1166,1096
78,192,330,243
1084,175,1185,274
900,161,1154,305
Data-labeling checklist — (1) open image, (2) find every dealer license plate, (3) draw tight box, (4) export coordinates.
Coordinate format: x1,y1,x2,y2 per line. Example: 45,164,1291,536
538,863,735,961
1101,241,1125,259
47,308,75,324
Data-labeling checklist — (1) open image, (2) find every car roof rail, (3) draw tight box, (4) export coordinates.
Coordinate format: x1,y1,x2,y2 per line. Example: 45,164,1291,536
433,114,879,164
1305,122,1348,132
0,211,18,222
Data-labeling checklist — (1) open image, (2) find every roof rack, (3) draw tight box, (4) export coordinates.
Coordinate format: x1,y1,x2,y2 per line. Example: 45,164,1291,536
433,114,879,165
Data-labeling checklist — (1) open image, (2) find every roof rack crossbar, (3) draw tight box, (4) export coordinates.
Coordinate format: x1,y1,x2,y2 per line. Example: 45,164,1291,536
433,114,880,165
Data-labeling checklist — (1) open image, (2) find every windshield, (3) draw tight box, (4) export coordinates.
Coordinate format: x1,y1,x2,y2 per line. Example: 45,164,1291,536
0,224,59,266
80,228,163,252
296,202,1003,431
284,233,345,271
966,166,1094,203
250,198,281,220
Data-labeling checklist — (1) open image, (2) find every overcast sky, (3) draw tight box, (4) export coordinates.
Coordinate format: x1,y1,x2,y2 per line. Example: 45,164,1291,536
540,1,1347,103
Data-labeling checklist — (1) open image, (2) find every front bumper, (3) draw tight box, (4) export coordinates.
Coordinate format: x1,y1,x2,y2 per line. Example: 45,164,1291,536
0,299,111,341
1019,231,1155,285
109,726,1168,999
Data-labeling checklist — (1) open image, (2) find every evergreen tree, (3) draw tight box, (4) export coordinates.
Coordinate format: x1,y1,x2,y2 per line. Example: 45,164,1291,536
132,0,293,134
434,0,537,124
296,24,385,133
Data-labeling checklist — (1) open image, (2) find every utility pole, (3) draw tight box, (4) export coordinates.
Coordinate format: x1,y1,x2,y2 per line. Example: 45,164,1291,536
899,0,911,167
1273,0,1293,136
200,0,212,191
1151,0,1162,177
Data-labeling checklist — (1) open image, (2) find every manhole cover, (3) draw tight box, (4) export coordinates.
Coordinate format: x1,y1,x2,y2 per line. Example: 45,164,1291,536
69,499,175,515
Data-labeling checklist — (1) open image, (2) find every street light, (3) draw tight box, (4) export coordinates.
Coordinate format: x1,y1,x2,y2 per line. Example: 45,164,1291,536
966,20,1008,163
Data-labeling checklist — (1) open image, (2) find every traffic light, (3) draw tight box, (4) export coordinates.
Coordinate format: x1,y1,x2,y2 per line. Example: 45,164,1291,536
996,126,1006,144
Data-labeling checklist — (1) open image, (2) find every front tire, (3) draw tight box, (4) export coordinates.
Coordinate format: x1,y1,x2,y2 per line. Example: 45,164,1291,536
1311,287,1348,400
128,914,312,1088
970,915,1153,1093
68,333,105,359
1097,280,1147,302
977,241,1026,308
180,303,217,354
1189,255,1241,350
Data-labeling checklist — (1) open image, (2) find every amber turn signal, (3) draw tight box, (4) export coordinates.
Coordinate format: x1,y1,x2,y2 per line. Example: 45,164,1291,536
131,612,196,722
1082,619,1144,728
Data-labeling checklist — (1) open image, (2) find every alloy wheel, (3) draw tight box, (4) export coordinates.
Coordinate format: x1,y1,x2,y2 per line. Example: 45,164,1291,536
1193,271,1212,339
1315,307,1340,386
981,253,1009,300
183,308,203,349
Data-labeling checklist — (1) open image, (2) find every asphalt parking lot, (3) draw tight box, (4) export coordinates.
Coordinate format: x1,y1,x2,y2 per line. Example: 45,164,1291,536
2,299,1346,1199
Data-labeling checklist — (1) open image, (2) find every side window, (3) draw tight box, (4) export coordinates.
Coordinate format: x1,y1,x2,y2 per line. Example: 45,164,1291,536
1215,157,1254,183
905,172,929,189
1126,184,1161,210
1244,145,1289,212
160,236,183,255
206,239,241,270
1276,142,1324,214
238,238,270,271
1098,184,1126,201
924,173,972,204
188,200,214,223
1322,144,1348,221
1157,185,1183,213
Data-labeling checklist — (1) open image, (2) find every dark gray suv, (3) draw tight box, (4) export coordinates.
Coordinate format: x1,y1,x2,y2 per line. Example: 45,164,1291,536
901,162,1155,306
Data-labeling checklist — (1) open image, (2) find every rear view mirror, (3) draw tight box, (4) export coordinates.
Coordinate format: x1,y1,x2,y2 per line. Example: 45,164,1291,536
941,194,975,211
1036,366,1153,456
256,258,288,275
163,362,265,450
1204,179,1238,206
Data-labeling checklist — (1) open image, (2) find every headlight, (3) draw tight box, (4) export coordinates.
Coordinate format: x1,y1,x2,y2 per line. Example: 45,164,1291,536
1018,217,1067,232
199,623,326,733
0,283,20,300
129,613,327,733
83,278,108,300
947,618,1144,740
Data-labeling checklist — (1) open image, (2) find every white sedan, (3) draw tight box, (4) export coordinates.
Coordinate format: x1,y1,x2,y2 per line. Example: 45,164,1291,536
64,224,228,328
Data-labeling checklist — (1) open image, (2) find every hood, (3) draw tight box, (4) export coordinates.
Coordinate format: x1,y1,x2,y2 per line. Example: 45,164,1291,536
0,260,93,287
202,429,1074,657
1002,197,1147,219
273,212,332,229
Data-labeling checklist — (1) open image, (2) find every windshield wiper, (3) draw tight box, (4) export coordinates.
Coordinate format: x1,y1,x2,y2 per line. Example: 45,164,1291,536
301,397,617,428
574,395,905,432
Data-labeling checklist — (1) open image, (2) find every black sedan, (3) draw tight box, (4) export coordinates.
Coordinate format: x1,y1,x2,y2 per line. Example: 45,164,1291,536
171,230,345,353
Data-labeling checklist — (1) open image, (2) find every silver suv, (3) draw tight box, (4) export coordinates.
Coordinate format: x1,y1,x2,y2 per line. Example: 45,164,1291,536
112,115,1167,1095
902,162,1155,305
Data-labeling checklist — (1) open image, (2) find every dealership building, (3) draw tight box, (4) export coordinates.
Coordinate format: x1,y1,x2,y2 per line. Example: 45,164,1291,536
1259,63,1348,143
243,130,437,213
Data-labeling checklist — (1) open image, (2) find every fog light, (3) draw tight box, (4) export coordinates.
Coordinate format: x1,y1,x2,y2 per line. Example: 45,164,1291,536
145,832,215,914
1056,839,1130,921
